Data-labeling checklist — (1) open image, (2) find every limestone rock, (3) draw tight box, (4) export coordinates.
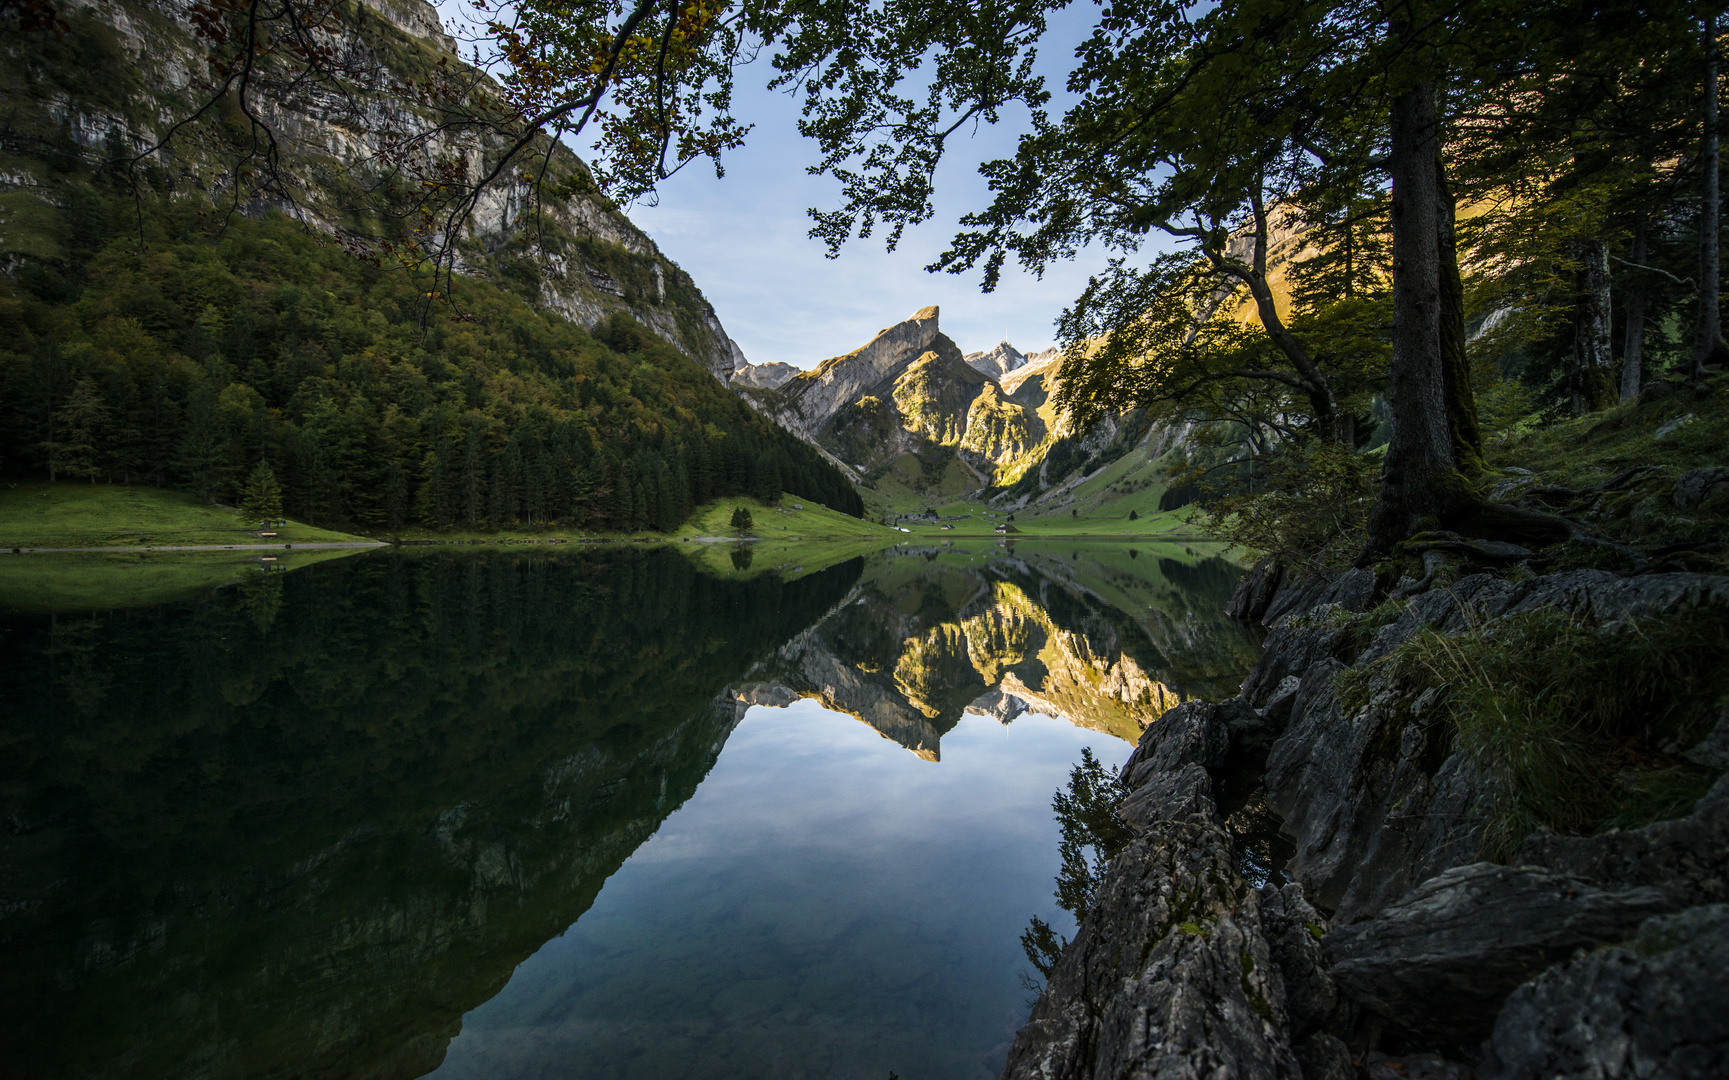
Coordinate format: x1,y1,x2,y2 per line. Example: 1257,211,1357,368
1259,567,1378,628
1263,664,1488,920
1654,413,1698,440
769,306,944,439
1120,700,1235,786
1259,882,1341,1037
1325,863,1674,1044
19,0,748,380
1226,558,1286,623
1294,1034,1356,1080
1639,379,1677,403
1000,812,1300,1080
963,340,1029,378
1684,708,1729,769
729,361,800,390
1519,773,1729,910
1119,763,1217,831
1481,904,1729,1080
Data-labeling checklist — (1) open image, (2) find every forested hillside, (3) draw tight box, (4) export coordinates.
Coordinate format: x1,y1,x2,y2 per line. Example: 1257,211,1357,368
0,0,863,534
0,202,861,532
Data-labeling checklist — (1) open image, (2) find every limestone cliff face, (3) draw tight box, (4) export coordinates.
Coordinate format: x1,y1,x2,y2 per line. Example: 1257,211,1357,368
729,361,800,389
768,306,944,439
4,0,747,378
764,307,1047,480
964,340,1029,378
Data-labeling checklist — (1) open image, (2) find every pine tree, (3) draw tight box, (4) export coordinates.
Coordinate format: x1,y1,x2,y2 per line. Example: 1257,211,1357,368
49,378,109,483
730,507,754,533
240,459,284,520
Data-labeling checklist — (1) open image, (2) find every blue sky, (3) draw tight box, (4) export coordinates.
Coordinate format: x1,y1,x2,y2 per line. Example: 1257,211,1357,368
625,65,1103,369
438,4,1137,369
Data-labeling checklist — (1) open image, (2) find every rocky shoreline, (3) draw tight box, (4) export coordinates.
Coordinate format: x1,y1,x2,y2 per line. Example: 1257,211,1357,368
1001,564,1729,1080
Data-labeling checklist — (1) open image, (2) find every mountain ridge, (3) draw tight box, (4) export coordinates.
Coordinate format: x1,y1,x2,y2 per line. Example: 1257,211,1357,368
747,306,1192,517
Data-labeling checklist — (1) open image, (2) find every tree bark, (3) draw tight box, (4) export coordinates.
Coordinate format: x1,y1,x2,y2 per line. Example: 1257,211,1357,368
1571,239,1615,414
1693,12,1722,380
1364,81,1459,555
1437,152,1482,470
1622,221,1647,402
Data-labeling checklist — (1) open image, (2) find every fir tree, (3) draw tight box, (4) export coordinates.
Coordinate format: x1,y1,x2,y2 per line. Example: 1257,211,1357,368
48,378,108,483
240,459,284,520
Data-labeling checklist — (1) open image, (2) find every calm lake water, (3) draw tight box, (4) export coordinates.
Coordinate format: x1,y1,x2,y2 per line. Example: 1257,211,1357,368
0,541,1258,1080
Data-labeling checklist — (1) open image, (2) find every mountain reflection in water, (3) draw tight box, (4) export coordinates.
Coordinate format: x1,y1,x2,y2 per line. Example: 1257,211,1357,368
0,541,1257,1080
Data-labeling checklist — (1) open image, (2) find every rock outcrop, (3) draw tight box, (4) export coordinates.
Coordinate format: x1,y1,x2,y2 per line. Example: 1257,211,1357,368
1003,560,1729,1079
729,361,801,389
965,341,1031,378
1481,903,1729,1080
1001,681,1345,1080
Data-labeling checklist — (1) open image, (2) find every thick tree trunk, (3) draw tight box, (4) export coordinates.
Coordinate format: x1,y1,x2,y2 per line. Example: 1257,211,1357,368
1694,13,1723,380
1436,153,1482,470
1364,82,1459,556
1622,222,1647,402
1570,239,1615,414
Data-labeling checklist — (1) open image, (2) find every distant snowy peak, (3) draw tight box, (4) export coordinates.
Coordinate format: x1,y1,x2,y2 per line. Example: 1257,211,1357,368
963,341,1029,379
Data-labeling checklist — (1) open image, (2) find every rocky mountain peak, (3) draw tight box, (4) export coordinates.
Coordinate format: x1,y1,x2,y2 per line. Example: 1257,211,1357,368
964,341,1028,379
766,306,946,439
730,361,800,390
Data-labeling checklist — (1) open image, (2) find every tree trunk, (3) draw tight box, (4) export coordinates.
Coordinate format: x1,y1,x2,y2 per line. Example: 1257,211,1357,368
1209,183,1343,441
1436,152,1482,470
1364,81,1459,555
1622,221,1647,402
1694,12,1722,380
1570,239,1615,414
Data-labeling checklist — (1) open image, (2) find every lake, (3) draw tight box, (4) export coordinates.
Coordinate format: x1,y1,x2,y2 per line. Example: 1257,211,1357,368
0,541,1259,1080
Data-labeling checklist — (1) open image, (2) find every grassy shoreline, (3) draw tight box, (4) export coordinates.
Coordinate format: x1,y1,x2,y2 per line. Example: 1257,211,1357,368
0,482,372,548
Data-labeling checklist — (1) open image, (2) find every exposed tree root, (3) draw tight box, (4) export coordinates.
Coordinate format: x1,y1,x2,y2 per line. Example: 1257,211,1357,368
1523,466,1662,505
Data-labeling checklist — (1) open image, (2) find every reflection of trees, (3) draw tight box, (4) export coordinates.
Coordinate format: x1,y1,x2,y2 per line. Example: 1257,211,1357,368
0,549,860,1080
235,569,283,633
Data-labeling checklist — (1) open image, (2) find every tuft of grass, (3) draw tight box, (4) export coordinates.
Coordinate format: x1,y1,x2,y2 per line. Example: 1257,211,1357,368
1359,607,1727,859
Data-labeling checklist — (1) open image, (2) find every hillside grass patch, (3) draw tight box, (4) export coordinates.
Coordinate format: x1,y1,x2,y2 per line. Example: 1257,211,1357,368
0,482,369,547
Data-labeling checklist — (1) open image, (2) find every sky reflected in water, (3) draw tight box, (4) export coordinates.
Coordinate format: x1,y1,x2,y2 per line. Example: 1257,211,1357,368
430,701,1117,1080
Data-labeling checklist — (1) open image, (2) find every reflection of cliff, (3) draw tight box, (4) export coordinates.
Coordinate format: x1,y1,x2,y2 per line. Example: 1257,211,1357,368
0,549,860,1080
733,548,1258,755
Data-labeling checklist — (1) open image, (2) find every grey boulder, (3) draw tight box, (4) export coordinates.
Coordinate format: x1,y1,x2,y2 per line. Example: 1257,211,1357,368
1325,863,1674,1044
1482,904,1729,1080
